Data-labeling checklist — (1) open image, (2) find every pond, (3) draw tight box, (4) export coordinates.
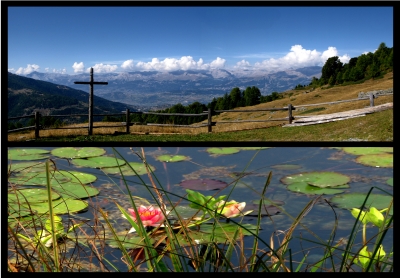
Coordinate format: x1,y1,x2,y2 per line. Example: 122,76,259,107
7,146,393,272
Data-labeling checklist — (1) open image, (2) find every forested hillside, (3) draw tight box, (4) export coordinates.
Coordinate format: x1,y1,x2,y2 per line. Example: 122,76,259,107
8,72,135,118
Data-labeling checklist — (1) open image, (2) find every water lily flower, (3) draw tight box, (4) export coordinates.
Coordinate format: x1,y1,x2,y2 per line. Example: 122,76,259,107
127,205,166,228
215,200,250,218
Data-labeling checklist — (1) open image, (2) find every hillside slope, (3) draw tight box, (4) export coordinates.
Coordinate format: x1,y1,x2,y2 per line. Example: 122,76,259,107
7,72,136,118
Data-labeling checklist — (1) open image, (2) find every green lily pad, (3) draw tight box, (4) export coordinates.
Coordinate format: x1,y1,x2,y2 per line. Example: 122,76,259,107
271,164,302,170
206,147,240,155
52,183,100,199
386,178,393,187
8,171,72,186
51,147,106,159
8,148,50,161
9,198,89,214
329,193,393,215
71,156,126,168
101,162,156,176
171,223,259,246
107,235,155,249
57,170,97,184
156,155,188,162
281,171,350,188
341,147,393,156
286,182,346,195
355,153,393,168
7,161,50,174
8,188,61,203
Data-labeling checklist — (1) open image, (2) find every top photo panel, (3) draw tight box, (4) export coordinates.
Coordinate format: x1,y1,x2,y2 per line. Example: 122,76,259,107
7,5,393,142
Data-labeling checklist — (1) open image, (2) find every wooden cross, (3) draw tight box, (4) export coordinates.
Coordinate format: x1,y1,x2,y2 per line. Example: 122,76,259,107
74,67,108,135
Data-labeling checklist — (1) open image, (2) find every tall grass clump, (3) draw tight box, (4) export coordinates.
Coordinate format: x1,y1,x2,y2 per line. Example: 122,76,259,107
7,148,393,272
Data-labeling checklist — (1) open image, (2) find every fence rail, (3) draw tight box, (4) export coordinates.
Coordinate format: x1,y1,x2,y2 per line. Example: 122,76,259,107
8,92,389,138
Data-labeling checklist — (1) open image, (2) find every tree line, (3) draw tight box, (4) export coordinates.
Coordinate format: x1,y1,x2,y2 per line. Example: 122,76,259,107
100,86,283,126
310,42,392,87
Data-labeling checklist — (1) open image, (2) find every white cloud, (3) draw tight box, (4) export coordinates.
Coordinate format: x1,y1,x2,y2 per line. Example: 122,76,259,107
320,46,350,64
72,62,85,73
52,68,67,74
135,56,223,71
15,64,40,74
233,59,251,69
87,63,118,73
209,57,226,69
121,59,135,70
253,45,350,71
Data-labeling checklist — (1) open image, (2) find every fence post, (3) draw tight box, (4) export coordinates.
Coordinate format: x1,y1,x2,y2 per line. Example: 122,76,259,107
369,93,375,107
288,104,293,124
208,108,212,133
34,111,40,139
125,108,130,134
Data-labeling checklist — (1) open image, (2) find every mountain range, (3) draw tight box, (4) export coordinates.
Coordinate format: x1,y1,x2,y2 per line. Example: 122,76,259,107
21,66,322,111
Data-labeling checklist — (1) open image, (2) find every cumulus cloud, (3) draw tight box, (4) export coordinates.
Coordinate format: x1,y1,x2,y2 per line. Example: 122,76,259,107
209,57,226,69
135,56,223,71
121,59,135,70
72,62,85,73
15,64,40,74
233,59,251,69
88,63,118,73
253,45,350,71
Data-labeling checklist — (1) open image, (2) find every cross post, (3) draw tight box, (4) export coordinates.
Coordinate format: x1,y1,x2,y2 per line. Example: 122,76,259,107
74,67,108,135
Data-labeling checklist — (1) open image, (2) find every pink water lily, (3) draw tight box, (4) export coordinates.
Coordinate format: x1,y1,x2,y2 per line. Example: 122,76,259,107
128,205,165,227
216,200,247,218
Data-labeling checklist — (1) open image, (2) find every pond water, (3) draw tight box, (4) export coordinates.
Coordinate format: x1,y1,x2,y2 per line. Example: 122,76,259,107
7,146,393,271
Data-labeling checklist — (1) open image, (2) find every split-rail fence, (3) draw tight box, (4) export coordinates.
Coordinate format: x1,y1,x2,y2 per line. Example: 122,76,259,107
8,93,383,139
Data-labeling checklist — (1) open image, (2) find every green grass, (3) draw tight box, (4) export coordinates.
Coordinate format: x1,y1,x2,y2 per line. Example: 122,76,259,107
35,109,393,142
299,107,326,115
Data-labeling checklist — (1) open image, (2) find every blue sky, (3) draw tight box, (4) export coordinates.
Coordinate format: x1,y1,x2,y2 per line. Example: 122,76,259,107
7,5,393,75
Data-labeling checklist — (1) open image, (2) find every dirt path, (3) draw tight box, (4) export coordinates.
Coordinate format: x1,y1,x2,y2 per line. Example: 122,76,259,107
283,102,393,127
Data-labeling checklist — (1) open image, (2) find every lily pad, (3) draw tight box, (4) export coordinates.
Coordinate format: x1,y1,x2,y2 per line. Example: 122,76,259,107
341,147,393,156
271,164,302,170
329,193,393,215
51,147,106,159
8,148,50,161
206,147,240,155
179,179,228,191
102,162,156,176
107,235,155,249
71,156,126,168
8,188,61,203
7,161,50,174
355,153,393,168
52,183,100,199
9,198,89,214
57,170,97,184
172,223,260,246
281,171,350,188
8,171,72,186
156,155,188,162
286,182,347,195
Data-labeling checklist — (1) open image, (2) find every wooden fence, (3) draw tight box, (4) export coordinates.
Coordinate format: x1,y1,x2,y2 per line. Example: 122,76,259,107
8,93,383,138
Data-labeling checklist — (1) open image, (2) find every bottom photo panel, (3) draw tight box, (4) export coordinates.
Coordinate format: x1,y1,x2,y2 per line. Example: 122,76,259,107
7,146,393,272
